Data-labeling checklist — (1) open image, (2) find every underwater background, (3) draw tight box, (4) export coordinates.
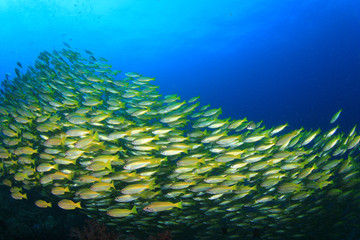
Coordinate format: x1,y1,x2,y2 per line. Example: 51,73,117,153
1,0,360,131
1,0,360,239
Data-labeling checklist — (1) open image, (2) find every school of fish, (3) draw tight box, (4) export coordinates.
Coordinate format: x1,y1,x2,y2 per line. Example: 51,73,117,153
0,45,359,239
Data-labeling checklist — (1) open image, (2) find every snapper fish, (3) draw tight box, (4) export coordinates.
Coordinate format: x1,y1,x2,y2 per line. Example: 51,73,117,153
143,201,182,212
58,199,81,210
35,200,52,208
107,206,137,217
0,47,359,240
330,109,342,124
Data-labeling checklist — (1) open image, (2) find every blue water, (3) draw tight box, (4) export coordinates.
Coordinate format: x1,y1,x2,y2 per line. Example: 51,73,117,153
1,0,360,132
1,2,360,239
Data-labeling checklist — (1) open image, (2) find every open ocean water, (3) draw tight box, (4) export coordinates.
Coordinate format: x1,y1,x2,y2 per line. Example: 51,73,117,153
0,1,360,239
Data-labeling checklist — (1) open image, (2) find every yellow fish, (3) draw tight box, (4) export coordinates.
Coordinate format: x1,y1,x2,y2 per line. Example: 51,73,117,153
143,201,182,212
107,206,137,217
11,191,27,200
35,200,52,208
58,199,81,210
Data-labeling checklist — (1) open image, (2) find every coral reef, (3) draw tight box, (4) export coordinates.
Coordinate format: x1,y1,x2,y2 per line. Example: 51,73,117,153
69,219,140,240
70,219,120,240
148,230,172,240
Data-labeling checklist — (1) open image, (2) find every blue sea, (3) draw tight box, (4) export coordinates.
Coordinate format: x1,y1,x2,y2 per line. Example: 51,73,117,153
1,0,360,131
1,1,360,239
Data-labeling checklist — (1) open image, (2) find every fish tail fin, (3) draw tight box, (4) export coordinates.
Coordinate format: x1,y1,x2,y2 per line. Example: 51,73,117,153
176,201,183,209
67,172,74,180
131,206,137,214
61,135,67,146
151,183,161,190
76,201,82,209
93,131,99,141
106,160,112,171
